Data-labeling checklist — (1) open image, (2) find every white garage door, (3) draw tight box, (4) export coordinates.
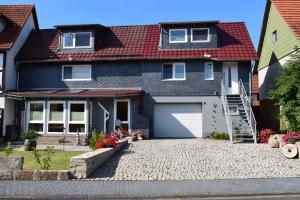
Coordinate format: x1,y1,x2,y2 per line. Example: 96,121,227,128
154,103,202,138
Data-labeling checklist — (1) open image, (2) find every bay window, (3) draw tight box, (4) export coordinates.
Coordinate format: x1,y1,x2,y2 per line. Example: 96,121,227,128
48,102,65,133
28,102,45,133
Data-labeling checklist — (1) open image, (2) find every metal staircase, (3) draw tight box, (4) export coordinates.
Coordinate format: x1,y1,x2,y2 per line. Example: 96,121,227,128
221,79,257,143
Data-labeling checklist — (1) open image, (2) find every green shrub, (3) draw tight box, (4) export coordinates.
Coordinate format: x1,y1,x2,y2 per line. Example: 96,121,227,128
88,129,106,150
211,131,229,140
21,129,42,141
4,142,13,156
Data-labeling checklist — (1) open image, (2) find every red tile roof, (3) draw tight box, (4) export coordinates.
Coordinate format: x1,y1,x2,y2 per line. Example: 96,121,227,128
273,0,300,40
0,4,38,50
17,22,257,62
5,88,142,98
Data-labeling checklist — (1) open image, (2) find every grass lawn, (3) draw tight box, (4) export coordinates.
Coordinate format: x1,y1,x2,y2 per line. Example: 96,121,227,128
0,150,84,170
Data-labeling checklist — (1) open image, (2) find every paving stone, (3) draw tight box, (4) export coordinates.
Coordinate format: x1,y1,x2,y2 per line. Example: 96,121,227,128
88,139,300,180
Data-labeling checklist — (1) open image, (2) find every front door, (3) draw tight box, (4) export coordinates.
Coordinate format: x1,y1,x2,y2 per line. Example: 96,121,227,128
114,99,130,131
223,62,238,94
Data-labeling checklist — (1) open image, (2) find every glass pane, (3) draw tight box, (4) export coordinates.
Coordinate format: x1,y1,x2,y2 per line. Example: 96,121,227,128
174,63,185,79
63,66,72,79
163,64,173,79
73,67,91,79
49,104,64,121
192,29,209,41
228,67,232,87
116,101,128,121
48,124,64,132
0,53,3,69
29,123,43,132
30,104,43,121
205,63,213,80
75,33,90,47
69,124,85,133
70,104,84,121
170,30,186,42
64,33,73,47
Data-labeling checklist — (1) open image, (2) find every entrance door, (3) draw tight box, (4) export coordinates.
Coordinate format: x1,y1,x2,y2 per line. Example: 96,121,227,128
223,62,238,94
114,99,130,131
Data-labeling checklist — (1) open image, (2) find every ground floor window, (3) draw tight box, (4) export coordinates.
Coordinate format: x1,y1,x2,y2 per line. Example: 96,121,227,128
28,102,45,133
48,102,65,133
68,102,86,133
26,101,88,134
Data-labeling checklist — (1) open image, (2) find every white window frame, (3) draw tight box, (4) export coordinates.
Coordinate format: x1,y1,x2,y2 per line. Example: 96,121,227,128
27,101,46,134
114,99,131,131
62,65,92,81
204,62,214,80
169,29,188,43
229,105,239,115
47,101,66,134
68,101,88,135
162,63,186,81
191,28,210,43
62,32,92,49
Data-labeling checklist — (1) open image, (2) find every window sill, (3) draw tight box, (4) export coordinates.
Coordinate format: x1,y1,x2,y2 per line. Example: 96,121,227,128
161,79,186,81
62,79,92,81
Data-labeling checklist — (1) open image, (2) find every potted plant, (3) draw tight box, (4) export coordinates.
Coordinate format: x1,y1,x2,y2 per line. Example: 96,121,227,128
21,129,41,151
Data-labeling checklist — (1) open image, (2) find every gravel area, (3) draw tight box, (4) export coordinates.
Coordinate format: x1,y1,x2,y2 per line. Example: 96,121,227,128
90,139,300,180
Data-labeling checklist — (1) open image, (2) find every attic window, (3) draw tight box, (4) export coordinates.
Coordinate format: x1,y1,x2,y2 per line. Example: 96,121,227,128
63,32,92,48
191,28,210,42
272,30,278,43
169,29,187,43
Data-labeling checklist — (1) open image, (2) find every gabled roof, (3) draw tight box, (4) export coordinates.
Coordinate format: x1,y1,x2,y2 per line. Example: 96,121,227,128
257,0,300,57
0,4,39,50
17,22,257,62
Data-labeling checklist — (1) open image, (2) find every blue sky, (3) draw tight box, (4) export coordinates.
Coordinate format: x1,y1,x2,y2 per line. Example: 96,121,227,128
2,0,265,48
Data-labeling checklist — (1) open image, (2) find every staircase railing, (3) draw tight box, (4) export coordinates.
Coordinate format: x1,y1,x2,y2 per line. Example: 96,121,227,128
239,79,257,143
221,79,233,142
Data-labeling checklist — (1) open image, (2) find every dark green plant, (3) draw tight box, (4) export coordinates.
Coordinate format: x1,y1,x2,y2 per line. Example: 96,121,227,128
88,129,106,150
32,146,55,170
211,131,229,140
269,50,300,131
21,129,42,141
4,142,13,156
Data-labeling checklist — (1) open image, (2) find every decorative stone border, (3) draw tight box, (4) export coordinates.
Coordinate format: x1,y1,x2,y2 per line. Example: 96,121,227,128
70,140,128,179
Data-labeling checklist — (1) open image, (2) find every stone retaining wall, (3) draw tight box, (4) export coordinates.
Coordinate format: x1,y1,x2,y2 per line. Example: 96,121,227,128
37,135,87,145
70,140,128,179
0,156,69,180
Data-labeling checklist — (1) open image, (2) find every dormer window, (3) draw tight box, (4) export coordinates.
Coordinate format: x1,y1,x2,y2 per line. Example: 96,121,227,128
191,28,210,42
62,32,92,49
169,29,187,43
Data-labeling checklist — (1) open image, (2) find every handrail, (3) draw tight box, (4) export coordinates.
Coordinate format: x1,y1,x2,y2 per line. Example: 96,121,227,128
221,79,233,142
239,79,257,143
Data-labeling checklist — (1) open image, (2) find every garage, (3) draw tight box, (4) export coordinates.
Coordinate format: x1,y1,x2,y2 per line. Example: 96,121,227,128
154,103,202,138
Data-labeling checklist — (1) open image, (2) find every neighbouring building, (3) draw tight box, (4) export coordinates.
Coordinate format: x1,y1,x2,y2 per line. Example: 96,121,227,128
256,0,300,131
4,17,257,143
0,5,39,142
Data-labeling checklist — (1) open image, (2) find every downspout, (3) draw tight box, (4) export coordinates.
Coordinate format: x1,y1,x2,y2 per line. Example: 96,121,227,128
97,101,109,133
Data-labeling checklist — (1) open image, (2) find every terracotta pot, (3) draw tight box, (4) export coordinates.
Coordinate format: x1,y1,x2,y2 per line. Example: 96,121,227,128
271,140,280,148
24,139,37,151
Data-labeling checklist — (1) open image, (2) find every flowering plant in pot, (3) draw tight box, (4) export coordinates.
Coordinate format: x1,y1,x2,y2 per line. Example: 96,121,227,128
95,133,119,150
282,132,300,144
21,129,42,151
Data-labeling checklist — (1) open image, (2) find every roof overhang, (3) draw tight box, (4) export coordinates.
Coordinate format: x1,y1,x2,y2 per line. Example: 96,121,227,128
159,20,219,25
54,24,107,30
5,88,143,99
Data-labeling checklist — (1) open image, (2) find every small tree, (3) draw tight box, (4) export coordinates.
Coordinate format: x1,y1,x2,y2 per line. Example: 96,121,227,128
4,142,13,156
269,50,300,131
32,146,55,170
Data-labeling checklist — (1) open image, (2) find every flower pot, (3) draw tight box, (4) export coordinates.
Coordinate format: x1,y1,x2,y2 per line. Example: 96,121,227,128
24,139,37,151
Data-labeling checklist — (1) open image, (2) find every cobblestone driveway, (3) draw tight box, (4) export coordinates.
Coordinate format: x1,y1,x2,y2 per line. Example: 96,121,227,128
90,139,300,180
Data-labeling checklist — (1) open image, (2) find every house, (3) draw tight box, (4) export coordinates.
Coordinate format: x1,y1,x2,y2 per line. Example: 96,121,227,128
0,5,39,142
5,19,257,144
256,0,300,131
